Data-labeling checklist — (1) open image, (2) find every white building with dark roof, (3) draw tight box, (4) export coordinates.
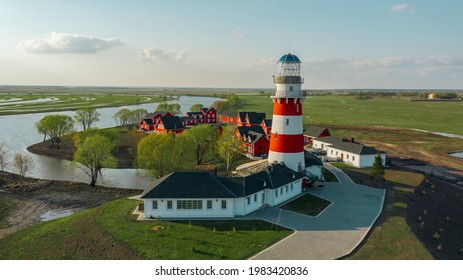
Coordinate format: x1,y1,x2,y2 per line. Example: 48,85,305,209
141,163,305,219
312,136,386,168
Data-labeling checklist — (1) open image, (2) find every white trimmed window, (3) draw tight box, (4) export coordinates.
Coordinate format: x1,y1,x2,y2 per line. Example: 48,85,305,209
177,200,203,210
221,200,227,210
246,197,251,205
285,186,288,193
152,200,158,210
167,200,172,210
275,190,278,197
290,183,293,191
353,156,356,161
280,188,283,195
254,193,257,202
207,200,212,210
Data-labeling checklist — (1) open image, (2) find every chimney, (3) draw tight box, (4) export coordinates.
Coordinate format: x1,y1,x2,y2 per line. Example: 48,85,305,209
351,138,355,143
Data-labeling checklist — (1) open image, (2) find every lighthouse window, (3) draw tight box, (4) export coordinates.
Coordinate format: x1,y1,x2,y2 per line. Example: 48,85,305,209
286,119,289,126
290,86,294,92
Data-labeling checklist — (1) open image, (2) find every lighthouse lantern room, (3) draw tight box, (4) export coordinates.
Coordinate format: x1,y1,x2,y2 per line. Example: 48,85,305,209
268,53,305,172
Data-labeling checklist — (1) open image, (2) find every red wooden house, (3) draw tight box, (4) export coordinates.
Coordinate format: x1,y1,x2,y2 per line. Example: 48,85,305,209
261,119,272,136
185,112,205,124
220,110,238,123
235,126,270,157
304,126,330,145
155,116,185,134
237,112,266,127
199,107,217,124
140,111,172,132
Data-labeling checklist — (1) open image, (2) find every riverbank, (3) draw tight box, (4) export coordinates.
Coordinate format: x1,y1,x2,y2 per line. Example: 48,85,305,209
27,127,141,169
0,170,141,239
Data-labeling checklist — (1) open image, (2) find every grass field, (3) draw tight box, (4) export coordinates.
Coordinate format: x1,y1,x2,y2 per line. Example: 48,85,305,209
281,194,331,216
0,199,292,260
347,169,433,259
0,93,170,115
239,95,463,135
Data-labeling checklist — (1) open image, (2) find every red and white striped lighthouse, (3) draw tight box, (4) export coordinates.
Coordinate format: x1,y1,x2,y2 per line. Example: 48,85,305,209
268,53,305,172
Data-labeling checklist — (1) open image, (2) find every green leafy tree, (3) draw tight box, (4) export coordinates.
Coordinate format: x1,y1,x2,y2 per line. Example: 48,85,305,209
114,108,131,126
183,124,217,165
74,135,117,186
370,152,385,181
189,103,204,112
13,152,35,177
0,142,9,171
35,114,74,148
211,100,229,113
73,128,121,148
74,108,100,131
217,126,241,171
137,132,194,178
156,103,182,115
155,103,169,112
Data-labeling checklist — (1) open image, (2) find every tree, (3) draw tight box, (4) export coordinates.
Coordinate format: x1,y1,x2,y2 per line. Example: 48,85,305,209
137,132,194,178
211,100,229,113
155,102,169,112
370,152,385,181
129,108,148,128
73,128,121,148
189,103,204,112
156,103,182,115
74,135,117,186
217,126,241,171
183,124,217,165
114,108,131,126
74,108,100,131
35,114,74,148
13,153,35,177
0,142,9,171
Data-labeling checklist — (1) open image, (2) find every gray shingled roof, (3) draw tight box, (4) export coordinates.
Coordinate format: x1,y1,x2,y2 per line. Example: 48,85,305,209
304,126,329,137
304,151,323,166
236,126,266,137
330,141,382,155
160,116,184,130
141,172,237,199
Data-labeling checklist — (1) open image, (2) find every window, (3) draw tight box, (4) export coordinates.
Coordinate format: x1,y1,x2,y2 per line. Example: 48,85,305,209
221,200,227,210
207,200,212,210
285,186,288,193
177,200,203,210
336,151,338,156
254,194,257,202
296,104,299,112
167,200,172,210
352,156,356,161
331,150,333,155
280,188,283,195
346,154,349,159
290,86,294,91
246,197,251,205
275,132,278,140
275,190,278,197
290,183,293,191
286,118,289,126
152,200,158,210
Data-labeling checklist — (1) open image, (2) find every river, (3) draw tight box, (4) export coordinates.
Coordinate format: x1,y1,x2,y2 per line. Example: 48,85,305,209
0,96,219,190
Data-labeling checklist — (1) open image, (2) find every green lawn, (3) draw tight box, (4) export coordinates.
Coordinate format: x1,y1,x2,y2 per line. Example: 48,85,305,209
281,194,331,216
0,199,292,260
347,169,433,259
321,167,340,182
239,95,463,135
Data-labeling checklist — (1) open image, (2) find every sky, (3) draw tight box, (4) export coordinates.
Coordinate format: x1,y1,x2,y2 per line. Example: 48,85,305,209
1,0,463,89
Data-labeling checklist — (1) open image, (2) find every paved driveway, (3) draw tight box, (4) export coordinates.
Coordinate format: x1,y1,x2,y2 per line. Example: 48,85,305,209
247,164,385,260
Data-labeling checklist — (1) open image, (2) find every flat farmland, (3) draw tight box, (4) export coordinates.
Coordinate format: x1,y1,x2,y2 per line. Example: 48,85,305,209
240,95,463,135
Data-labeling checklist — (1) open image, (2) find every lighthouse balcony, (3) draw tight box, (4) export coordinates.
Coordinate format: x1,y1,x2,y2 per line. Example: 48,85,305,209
273,76,304,84
273,90,303,98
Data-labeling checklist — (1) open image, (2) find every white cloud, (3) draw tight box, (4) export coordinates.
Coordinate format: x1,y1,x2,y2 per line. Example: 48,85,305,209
137,47,189,63
391,3,410,12
18,32,123,54
352,55,463,69
234,27,245,38
247,57,276,67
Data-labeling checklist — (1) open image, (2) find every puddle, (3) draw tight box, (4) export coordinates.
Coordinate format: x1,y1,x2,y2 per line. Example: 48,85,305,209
40,210,75,221
412,129,463,139
449,152,463,159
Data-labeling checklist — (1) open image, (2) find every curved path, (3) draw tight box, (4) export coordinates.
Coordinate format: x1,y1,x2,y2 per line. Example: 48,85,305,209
247,164,385,260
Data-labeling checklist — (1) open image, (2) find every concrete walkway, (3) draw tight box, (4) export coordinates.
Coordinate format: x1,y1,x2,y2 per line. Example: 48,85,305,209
248,164,385,260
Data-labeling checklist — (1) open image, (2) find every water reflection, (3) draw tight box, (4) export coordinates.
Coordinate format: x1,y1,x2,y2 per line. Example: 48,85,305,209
0,96,219,189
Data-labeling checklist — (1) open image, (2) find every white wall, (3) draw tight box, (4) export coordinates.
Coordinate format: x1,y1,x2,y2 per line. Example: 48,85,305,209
144,198,235,219
312,139,330,150
326,147,386,168
272,180,302,206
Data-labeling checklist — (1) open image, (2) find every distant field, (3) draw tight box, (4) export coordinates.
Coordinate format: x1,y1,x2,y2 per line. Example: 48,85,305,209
239,95,463,135
0,93,169,115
